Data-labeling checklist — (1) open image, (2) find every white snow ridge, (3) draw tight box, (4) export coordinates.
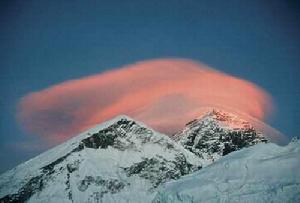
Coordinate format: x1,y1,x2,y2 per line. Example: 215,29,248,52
0,112,299,203
153,139,300,203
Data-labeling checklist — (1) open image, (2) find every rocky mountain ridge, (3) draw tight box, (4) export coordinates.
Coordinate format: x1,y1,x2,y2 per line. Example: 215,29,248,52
174,109,268,165
0,111,278,203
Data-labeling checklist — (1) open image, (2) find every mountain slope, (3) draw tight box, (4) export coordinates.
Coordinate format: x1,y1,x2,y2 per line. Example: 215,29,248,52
174,109,268,165
153,138,300,203
0,116,202,203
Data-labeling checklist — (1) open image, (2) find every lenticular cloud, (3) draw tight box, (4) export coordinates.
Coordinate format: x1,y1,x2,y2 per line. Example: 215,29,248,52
17,59,274,143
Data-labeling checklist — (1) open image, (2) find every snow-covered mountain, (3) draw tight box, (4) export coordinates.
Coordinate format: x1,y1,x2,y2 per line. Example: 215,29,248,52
0,116,202,203
174,109,268,165
0,112,297,203
153,138,300,203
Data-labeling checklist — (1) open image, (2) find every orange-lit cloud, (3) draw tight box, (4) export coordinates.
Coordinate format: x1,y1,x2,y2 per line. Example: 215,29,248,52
17,59,280,144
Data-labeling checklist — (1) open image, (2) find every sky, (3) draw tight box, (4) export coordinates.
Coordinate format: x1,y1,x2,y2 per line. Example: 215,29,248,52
0,0,299,173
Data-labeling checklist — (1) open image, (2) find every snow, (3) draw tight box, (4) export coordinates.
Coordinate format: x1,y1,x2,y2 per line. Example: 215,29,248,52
1,113,298,203
153,140,300,203
0,115,201,203
0,115,132,198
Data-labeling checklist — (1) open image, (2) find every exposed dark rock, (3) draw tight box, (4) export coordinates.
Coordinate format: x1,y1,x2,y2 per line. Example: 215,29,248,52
123,154,201,188
175,110,269,159
77,176,126,197
81,132,118,149
80,119,144,150
0,175,44,203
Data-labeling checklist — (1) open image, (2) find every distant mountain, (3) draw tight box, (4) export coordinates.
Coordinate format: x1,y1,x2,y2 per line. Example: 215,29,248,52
0,116,201,203
174,109,268,165
153,138,300,203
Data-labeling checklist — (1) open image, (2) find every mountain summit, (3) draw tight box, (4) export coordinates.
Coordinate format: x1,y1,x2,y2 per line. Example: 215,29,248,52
0,116,201,203
174,109,268,165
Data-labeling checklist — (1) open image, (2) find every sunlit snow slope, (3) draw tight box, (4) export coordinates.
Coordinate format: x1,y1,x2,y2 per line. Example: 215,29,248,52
153,139,300,203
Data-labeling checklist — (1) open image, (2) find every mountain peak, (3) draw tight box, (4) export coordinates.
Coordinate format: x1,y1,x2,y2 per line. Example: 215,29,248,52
174,109,268,165
186,108,254,130
109,114,134,121
0,116,201,203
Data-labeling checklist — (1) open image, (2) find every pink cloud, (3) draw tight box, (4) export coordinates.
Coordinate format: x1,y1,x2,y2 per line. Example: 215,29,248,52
17,59,281,144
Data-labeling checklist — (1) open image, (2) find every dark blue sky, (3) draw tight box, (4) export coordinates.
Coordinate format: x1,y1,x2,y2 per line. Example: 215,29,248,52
0,0,299,173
